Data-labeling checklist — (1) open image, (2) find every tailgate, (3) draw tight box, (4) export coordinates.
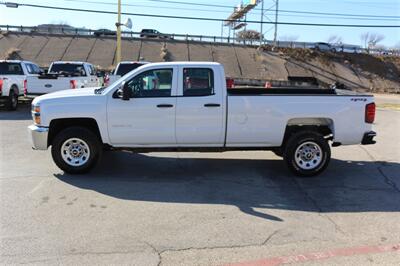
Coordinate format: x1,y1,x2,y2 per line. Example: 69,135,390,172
26,76,72,95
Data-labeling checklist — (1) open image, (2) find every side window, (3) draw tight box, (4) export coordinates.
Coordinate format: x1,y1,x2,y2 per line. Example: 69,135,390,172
183,68,214,96
125,68,173,98
33,64,43,74
90,65,96,76
27,64,41,74
25,64,34,74
87,65,94,76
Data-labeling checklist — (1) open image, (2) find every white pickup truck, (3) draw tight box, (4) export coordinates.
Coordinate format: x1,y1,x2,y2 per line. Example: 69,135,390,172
107,61,149,85
25,61,99,97
28,62,376,176
0,60,42,110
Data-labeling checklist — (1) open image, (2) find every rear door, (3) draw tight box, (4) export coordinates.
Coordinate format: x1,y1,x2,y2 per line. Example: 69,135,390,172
176,66,225,146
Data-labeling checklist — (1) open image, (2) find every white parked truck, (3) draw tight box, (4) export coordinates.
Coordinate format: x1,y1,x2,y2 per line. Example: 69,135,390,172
25,61,99,97
107,61,149,85
28,62,376,176
0,60,42,110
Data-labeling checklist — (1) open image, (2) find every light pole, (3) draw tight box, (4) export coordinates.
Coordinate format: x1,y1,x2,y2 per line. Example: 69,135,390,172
115,0,122,64
115,1,132,65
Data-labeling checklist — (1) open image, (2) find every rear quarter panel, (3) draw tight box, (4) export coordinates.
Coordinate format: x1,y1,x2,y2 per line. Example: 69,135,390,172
226,95,374,146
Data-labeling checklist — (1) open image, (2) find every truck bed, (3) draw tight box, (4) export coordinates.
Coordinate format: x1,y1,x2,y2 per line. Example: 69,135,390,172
228,87,372,96
228,87,336,95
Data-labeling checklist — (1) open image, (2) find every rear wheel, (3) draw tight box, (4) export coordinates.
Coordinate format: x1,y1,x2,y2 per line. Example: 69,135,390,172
6,88,18,111
51,127,102,174
284,131,330,177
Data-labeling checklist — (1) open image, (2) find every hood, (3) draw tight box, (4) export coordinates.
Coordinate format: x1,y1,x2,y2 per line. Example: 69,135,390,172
32,87,100,104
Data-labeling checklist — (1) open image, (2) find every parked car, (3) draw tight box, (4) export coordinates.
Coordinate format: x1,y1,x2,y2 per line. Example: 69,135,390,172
0,60,42,110
140,29,171,39
94,29,116,37
25,61,99,97
314,42,336,52
28,62,376,176
107,61,149,85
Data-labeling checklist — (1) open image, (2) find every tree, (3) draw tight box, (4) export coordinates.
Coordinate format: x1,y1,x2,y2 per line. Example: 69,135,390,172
360,32,385,51
368,33,385,48
360,32,370,49
326,35,343,44
236,30,263,42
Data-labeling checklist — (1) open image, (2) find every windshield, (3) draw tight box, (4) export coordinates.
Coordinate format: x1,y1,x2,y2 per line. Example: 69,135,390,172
116,63,145,76
49,64,86,76
0,63,24,75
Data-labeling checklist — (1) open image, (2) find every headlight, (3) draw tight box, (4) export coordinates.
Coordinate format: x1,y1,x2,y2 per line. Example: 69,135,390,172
31,104,41,125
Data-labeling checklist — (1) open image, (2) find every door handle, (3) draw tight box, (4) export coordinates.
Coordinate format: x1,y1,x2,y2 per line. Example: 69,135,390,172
157,104,174,108
204,103,221,107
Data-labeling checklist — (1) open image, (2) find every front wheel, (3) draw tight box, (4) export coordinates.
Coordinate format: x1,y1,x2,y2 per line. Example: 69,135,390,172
284,131,331,177
51,127,102,174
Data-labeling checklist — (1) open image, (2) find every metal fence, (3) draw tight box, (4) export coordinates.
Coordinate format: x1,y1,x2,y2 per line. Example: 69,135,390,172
1,25,398,56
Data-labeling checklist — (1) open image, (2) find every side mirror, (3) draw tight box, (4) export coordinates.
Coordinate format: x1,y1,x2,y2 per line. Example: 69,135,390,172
122,81,130,101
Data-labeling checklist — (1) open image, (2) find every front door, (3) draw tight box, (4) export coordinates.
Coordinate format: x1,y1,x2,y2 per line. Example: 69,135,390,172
107,67,177,146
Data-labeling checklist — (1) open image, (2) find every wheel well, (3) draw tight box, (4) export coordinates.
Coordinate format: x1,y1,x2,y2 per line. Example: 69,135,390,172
10,84,19,94
282,118,334,147
48,118,102,147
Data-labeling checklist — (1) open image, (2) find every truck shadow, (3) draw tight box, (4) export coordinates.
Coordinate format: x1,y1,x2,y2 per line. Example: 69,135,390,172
55,151,400,221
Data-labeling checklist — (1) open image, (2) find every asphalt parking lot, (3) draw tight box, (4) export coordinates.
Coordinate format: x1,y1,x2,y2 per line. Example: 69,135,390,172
1,96,399,265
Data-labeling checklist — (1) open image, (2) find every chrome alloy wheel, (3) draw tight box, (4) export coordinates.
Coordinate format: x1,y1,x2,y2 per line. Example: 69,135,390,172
61,138,91,167
294,141,323,170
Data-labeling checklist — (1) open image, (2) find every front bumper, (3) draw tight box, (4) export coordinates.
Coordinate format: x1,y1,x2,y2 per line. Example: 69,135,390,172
361,131,376,145
28,125,49,150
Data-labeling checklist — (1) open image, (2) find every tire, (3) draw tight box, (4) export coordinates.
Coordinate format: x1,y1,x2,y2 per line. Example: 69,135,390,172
6,88,18,111
283,131,330,177
51,127,102,174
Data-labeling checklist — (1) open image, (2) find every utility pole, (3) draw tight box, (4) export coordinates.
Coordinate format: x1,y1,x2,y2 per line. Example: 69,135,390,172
273,0,279,46
116,0,122,64
260,0,264,45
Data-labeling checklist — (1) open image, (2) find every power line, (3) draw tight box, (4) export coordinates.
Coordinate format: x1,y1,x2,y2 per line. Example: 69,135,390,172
143,0,400,19
57,0,400,21
60,0,400,19
1,2,399,28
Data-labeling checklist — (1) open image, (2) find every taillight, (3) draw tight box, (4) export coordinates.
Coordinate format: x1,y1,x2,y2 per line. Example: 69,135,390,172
226,78,234,89
365,102,375,124
23,79,27,97
0,79,3,94
70,80,77,89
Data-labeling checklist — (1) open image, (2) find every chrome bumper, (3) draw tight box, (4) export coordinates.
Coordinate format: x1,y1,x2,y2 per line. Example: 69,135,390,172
28,125,49,150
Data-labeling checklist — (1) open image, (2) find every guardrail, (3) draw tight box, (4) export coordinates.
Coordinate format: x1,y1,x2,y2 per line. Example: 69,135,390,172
1,25,398,56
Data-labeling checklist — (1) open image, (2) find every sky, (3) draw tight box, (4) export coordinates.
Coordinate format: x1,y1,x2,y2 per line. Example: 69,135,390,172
0,0,399,47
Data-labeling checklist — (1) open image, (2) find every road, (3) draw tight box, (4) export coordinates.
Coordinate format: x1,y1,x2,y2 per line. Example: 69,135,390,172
0,98,399,265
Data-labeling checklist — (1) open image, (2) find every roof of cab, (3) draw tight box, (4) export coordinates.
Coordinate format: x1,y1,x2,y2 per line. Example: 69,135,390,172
51,61,91,65
142,61,222,67
119,61,150,65
0,60,35,64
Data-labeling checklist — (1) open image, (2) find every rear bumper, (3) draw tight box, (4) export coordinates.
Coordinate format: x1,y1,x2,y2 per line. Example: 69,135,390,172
361,131,376,145
28,125,49,150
